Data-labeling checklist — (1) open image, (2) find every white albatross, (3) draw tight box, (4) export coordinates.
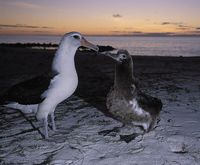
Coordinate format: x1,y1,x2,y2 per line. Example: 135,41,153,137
3,32,99,138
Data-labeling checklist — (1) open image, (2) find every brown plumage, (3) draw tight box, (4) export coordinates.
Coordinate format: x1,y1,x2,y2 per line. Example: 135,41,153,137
106,50,162,132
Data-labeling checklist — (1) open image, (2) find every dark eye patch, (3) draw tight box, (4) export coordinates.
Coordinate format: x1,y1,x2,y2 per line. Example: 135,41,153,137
73,35,80,39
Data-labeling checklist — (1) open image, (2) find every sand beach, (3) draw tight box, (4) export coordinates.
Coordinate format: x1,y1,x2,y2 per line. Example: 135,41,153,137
0,45,200,164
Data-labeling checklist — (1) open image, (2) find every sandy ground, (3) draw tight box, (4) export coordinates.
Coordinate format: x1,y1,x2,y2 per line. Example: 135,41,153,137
0,47,200,165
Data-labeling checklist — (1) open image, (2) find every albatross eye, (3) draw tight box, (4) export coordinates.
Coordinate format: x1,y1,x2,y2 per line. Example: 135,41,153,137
73,35,80,40
122,54,126,59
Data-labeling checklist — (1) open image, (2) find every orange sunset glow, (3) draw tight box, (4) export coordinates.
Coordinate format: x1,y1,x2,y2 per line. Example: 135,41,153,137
0,0,200,36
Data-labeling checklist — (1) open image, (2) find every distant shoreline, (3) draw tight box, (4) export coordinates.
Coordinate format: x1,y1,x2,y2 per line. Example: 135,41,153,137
1,43,200,58
1,34,200,37
1,37,200,57
0,43,115,52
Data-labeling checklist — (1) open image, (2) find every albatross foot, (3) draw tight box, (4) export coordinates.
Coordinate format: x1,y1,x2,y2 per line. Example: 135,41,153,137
43,118,49,139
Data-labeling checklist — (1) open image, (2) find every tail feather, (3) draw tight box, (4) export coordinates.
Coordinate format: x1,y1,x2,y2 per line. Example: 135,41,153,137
137,91,162,115
4,102,38,114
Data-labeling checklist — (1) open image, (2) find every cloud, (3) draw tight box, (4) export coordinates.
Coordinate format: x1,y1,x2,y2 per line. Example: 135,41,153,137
177,27,189,30
142,32,174,36
112,14,122,18
111,30,174,36
176,24,192,30
161,22,197,31
131,31,143,34
190,30,200,33
8,2,41,9
161,22,183,25
0,24,54,29
33,30,54,34
111,30,200,36
161,22,171,25
178,24,188,28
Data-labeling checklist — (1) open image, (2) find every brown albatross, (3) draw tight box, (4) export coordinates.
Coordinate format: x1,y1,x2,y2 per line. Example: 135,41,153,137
106,50,162,132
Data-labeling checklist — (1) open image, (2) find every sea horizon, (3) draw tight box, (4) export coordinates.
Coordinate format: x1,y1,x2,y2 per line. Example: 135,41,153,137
1,35,200,57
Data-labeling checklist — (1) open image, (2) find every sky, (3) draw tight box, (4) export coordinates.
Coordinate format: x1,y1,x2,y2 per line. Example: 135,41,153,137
0,0,200,36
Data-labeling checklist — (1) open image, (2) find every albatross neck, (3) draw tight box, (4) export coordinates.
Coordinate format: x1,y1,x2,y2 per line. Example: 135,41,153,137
52,42,78,75
114,60,134,89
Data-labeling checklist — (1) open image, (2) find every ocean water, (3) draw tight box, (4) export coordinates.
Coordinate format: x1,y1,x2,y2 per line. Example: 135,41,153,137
0,35,200,57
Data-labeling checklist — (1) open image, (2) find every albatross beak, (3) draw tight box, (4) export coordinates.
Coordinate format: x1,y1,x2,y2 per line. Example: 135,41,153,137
105,52,121,63
81,37,99,52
